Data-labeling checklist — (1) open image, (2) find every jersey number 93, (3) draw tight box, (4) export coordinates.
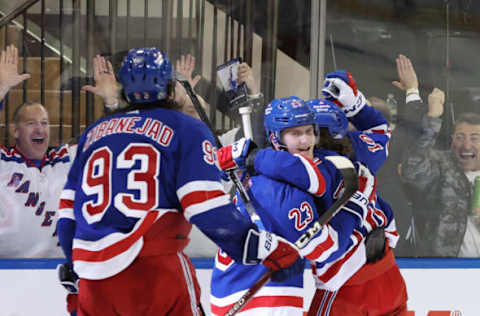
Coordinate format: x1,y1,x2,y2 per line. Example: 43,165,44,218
81,143,160,224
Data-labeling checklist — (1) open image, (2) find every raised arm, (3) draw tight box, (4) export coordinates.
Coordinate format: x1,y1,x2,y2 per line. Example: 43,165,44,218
0,44,31,102
401,88,445,190
81,55,120,110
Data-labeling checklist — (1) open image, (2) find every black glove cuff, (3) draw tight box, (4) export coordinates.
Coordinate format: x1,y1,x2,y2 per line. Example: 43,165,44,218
245,147,259,175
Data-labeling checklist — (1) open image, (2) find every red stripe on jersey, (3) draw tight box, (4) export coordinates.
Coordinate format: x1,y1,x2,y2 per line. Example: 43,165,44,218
369,178,378,202
305,233,334,261
317,231,363,283
59,199,74,209
370,128,387,134
211,295,303,315
311,159,327,196
373,207,387,225
73,211,158,262
366,208,378,229
180,189,225,210
296,156,325,196
48,146,69,160
387,230,399,238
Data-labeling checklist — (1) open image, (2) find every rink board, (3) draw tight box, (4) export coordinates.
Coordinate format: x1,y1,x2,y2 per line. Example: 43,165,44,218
0,258,479,316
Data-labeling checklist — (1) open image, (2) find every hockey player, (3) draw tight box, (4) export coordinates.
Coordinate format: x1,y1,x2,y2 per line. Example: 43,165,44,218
55,47,300,316
212,96,373,315
219,72,408,315
306,75,407,314
0,44,75,259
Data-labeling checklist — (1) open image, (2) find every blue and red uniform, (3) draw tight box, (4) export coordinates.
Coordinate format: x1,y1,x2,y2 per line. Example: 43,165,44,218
57,108,257,316
252,103,407,315
211,152,369,315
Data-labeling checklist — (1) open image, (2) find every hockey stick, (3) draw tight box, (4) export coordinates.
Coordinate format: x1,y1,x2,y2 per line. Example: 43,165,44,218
177,78,256,215
224,155,358,316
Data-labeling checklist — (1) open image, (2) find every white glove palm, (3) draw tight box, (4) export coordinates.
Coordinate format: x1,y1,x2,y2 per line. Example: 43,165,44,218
323,77,366,117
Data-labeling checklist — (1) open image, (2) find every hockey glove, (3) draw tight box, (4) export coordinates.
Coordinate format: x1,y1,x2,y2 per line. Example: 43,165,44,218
243,228,300,271
356,162,376,201
342,190,369,226
57,262,79,294
341,162,376,225
322,70,366,117
271,257,306,282
216,137,258,173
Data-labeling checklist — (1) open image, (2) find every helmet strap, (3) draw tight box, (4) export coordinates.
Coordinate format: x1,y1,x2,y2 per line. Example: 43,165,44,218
270,134,288,151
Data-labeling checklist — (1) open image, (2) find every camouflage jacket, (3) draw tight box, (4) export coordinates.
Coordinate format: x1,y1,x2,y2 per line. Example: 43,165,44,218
400,100,470,257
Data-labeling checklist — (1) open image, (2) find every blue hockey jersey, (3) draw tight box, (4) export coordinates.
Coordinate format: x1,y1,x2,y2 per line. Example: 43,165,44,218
347,103,391,174
57,107,255,280
250,104,399,290
211,153,369,314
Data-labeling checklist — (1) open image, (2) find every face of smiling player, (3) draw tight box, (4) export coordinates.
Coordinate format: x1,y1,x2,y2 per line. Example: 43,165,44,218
451,122,480,172
279,124,316,160
14,103,50,160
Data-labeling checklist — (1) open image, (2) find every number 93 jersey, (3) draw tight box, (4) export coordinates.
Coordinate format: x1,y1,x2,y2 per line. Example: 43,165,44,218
59,108,229,280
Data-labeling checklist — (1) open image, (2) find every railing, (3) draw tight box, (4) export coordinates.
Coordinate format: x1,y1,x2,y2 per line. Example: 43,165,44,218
0,0,280,146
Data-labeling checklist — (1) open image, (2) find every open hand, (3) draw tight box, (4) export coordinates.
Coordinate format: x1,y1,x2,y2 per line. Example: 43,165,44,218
392,54,418,91
238,62,258,94
176,54,201,89
82,55,119,107
0,44,31,100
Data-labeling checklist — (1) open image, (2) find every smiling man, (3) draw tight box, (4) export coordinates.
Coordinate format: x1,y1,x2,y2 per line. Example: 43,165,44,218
451,114,480,175
0,45,76,259
12,102,50,162
400,85,480,257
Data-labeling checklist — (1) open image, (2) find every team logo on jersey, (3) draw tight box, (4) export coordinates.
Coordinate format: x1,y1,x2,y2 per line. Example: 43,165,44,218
7,173,23,187
289,99,302,108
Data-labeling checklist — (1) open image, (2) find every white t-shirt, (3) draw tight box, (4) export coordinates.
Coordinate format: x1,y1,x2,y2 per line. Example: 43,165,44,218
459,171,480,257
0,145,75,258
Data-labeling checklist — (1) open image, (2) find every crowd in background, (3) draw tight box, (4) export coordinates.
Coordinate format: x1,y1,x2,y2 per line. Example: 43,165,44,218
1,41,480,261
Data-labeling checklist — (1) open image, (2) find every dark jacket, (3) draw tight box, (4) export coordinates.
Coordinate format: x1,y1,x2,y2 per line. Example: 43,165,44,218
400,100,470,257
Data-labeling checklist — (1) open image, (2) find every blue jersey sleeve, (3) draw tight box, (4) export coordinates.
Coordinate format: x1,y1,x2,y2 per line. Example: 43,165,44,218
175,119,255,261
253,148,340,197
346,105,391,173
348,131,389,174
57,134,87,262
348,104,388,132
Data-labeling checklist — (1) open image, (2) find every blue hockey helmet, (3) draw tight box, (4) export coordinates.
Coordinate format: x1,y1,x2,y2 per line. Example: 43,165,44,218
264,96,317,146
118,47,174,104
306,98,348,139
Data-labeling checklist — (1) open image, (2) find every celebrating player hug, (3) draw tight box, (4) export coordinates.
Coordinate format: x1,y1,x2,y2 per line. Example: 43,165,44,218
55,48,300,316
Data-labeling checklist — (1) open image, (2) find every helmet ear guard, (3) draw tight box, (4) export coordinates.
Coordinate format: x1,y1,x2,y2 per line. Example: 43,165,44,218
118,47,174,104
306,98,348,139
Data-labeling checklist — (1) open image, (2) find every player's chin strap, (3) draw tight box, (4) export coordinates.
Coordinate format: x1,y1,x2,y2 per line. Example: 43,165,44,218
224,155,358,316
